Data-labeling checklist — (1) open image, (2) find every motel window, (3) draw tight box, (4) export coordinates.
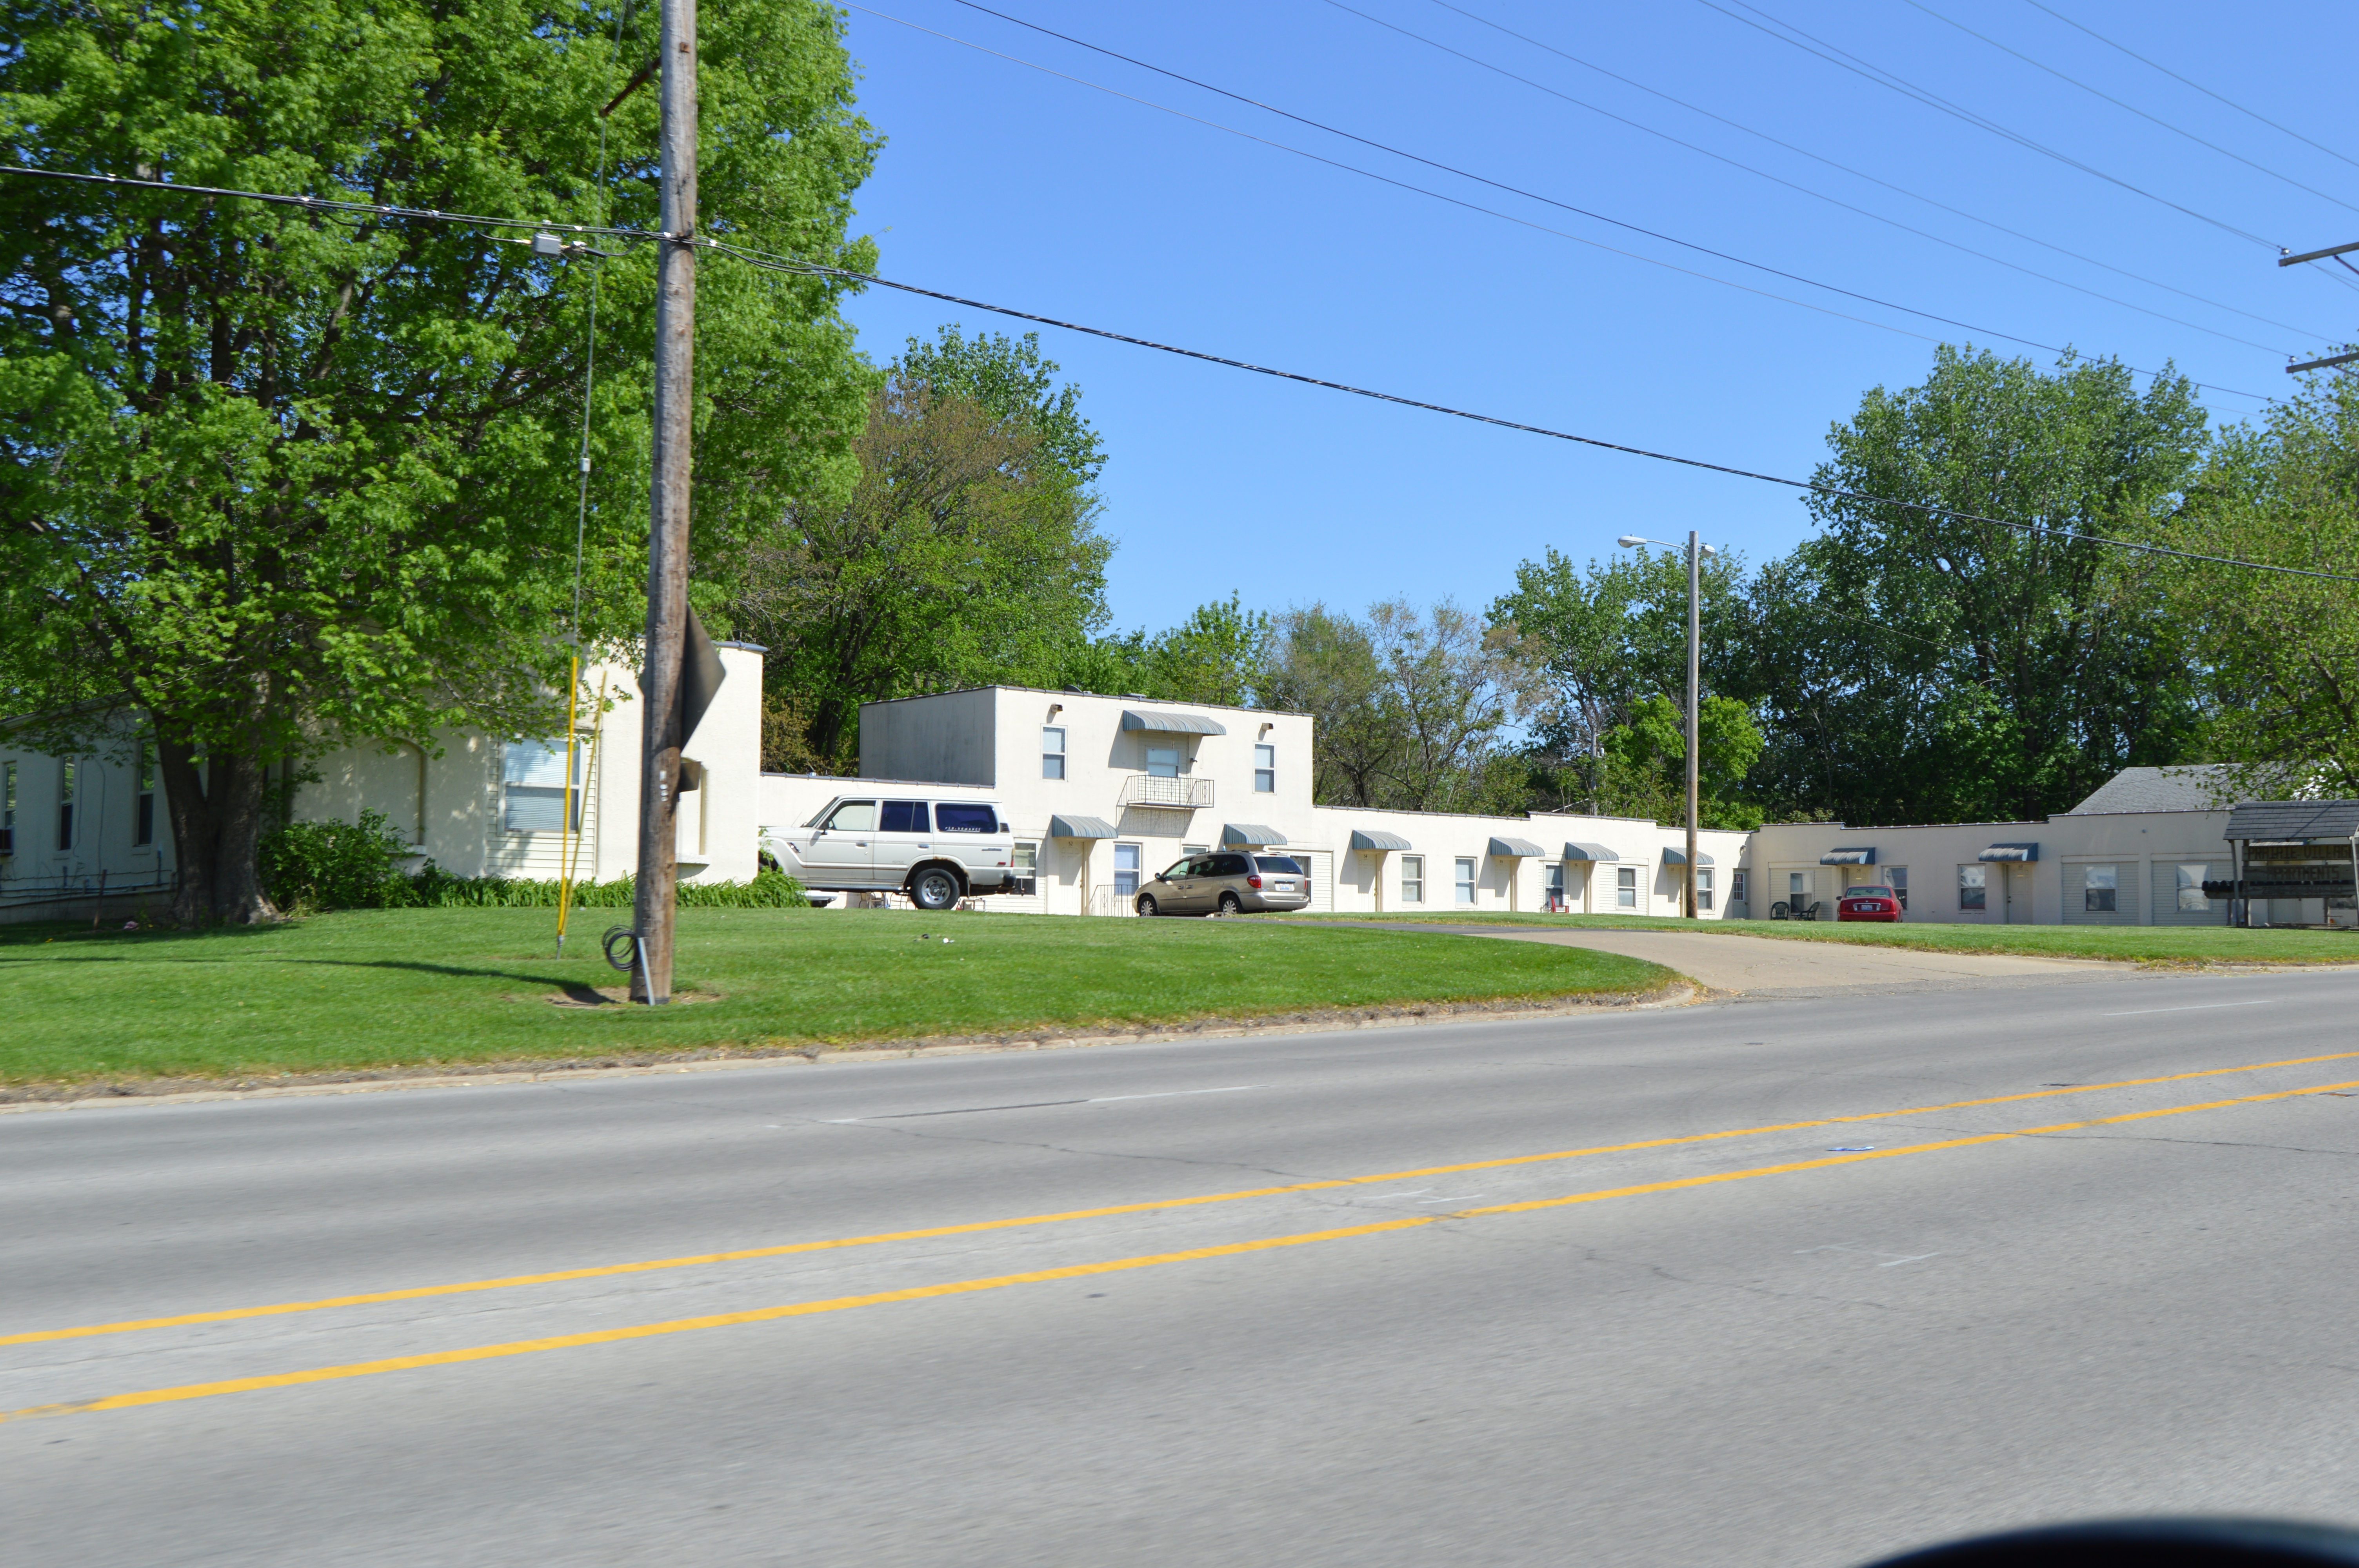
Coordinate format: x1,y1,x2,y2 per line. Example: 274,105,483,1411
1959,864,1987,910
1041,726,1066,780
2177,864,2212,912
1617,866,1638,908
1546,862,1565,909
503,739,581,834
1887,866,1908,911
57,759,77,851
1454,857,1477,905
1146,745,1180,779
1788,871,1810,907
1696,867,1714,911
1114,842,1142,901
1,760,15,856
1401,854,1424,904
1254,744,1276,794
134,739,156,847
1012,841,1038,882
2084,864,2119,913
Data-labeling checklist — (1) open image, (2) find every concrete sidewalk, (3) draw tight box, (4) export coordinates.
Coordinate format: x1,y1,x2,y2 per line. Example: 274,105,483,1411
1380,924,2132,997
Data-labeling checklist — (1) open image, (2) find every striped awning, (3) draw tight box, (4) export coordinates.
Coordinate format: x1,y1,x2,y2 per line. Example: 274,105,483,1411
1820,846,1876,866
1121,708,1227,736
1562,841,1618,862
1048,814,1118,840
1662,846,1716,866
1221,822,1287,846
1978,842,2039,862
1349,829,1413,852
1487,837,1545,858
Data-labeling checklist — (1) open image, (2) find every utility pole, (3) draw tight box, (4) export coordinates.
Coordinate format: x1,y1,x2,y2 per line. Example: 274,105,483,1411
632,0,696,1004
1684,528,1701,921
2277,242,2359,374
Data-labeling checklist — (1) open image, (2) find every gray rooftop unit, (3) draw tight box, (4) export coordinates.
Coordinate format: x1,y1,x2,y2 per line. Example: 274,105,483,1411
1047,814,1118,839
1121,709,1228,736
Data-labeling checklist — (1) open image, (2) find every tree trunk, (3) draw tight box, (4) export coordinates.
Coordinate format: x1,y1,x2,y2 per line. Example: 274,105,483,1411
156,729,283,925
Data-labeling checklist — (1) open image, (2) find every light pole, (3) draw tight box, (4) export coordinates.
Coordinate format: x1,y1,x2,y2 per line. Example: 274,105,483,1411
1617,532,1717,918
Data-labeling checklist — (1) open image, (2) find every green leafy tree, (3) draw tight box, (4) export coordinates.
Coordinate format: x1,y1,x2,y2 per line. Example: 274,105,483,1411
1598,693,1766,829
0,0,879,920
1261,604,1399,806
1757,345,2207,824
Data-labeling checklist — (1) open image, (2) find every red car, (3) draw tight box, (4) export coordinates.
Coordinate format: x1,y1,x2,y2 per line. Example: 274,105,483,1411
1837,884,1903,922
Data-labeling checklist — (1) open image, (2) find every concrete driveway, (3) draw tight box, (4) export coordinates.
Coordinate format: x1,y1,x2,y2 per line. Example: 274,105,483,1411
1387,924,2130,997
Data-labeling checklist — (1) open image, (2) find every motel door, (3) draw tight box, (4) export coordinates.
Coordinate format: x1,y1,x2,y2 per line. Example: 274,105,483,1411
2003,864,2029,924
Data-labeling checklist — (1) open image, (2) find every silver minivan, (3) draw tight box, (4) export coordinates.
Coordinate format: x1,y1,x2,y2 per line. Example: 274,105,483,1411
1136,852,1312,917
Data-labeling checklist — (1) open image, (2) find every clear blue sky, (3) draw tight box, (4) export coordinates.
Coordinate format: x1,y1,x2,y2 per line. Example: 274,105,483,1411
829,0,2359,635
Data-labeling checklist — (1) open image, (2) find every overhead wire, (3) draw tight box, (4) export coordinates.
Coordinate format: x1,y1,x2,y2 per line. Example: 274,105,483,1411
1315,0,2300,355
1690,0,2278,250
703,238,2359,584
1896,0,2359,221
2017,0,2359,175
1416,0,2325,339
0,165,652,240
911,1,2269,399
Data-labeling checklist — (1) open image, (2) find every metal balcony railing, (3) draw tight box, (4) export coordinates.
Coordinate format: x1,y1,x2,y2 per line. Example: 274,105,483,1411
1116,773,1213,809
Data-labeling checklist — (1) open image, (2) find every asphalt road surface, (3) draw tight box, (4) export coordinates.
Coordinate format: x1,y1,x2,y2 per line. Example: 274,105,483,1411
10,957,2359,1566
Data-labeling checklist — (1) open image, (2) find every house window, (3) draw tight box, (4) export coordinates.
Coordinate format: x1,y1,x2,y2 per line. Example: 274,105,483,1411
56,759,76,851
1012,841,1038,884
1184,843,1209,857
2177,864,2212,912
134,740,156,847
1617,866,1638,908
1731,869,1747,907
1146,745,1179,779
0,760,14,855
1959,864,1987,910
1696,867,1714,911
2084,864,2119,913
1546,862,1565,909
503,739,580,833
1253,744,1276,793
1042,726,1066,780
1887,866,1908,910
1454,856,1477,904
1400,854,1424,903
880,800,930,833
1114,842,1142,900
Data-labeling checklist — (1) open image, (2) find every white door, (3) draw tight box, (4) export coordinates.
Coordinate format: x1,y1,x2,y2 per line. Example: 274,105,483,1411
1296,850,1334,912
2003,864,2028,923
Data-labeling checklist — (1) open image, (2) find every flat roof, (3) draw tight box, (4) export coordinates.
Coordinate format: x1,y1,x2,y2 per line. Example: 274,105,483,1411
858,683,1310,720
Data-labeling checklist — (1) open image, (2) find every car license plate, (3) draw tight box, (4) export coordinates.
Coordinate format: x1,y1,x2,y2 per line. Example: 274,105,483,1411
1274,880,1296,892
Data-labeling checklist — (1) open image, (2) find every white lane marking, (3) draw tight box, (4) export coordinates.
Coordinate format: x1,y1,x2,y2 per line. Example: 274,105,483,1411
822,1085,1263,1123
2102,1000,2274,1018
1797,1243,1941,1268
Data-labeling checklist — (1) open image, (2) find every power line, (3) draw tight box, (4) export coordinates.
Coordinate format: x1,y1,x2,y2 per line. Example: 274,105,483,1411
704,240,2356,584
2018,0,2359,175
1418,0,2328,338
1897,0,2359,221
912,1,2270,399
0,164,647,241
1692,0,2278,250
1316,0,2299,355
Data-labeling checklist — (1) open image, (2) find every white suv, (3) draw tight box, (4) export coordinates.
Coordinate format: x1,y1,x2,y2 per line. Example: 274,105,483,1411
765,796,1023,911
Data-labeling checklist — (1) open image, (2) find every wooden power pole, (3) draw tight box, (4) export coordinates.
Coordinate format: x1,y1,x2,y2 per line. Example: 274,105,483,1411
632,0,697,1004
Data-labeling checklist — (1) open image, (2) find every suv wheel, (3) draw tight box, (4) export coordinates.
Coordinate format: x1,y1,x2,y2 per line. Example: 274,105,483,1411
1217,891,1243,917
909,866,962,911
1136,893,1160,917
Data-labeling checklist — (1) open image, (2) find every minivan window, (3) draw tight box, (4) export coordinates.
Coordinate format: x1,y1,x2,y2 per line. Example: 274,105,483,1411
936,803,998,834
1255,857,1303,874
880,801,929,834
823,800,876,832
1214,853,1251,877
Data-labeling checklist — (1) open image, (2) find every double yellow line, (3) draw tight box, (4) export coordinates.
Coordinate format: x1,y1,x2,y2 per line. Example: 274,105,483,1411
6,1051,2355,1424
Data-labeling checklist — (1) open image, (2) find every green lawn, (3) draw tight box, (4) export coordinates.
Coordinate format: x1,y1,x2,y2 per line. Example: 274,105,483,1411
0,907,1670,1087
1277,911,2359,965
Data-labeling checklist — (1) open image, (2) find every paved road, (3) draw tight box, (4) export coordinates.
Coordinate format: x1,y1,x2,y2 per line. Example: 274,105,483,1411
1367,922,2120,995
9,963,2359,1566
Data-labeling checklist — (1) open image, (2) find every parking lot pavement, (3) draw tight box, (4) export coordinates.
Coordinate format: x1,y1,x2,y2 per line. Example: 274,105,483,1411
1394,924,2132,996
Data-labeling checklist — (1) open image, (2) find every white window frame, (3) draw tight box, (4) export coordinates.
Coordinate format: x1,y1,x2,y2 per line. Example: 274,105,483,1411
2084,864,2119,913
1145,745,1180,779
1959,864,1987,910
1886,865,1908,911
1041,726,1067,780
1696,867,1714,910
1617,866,1638,908
2176,863,2212,912
502,739,582,835
1114,841,1143,901
1454,856,1477,905
1400,854,1424,904
1253,743,1276,794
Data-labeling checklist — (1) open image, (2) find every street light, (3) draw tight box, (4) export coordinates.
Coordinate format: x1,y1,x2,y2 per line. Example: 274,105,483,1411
1619,532,1718,918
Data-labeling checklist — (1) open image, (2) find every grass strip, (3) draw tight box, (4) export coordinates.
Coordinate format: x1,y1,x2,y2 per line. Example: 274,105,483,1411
0,906,1669,1086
